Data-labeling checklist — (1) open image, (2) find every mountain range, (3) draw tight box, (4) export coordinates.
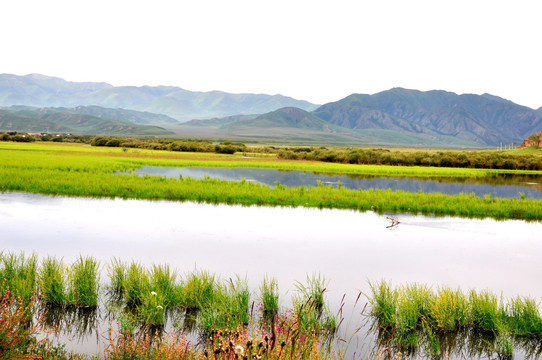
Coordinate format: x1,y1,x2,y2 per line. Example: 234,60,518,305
0,73,317,121
1,73,541,146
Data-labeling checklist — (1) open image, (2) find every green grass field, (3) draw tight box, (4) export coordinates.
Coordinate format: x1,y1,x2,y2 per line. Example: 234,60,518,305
1,142,542,220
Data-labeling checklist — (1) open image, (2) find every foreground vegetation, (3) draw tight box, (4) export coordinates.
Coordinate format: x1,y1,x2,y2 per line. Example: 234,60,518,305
1,142,542,220
369,280,542,357
2,251,542,359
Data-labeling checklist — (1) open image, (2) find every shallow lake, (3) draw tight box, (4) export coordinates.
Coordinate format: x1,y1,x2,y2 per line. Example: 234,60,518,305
1,191,541,358
131,166,542,199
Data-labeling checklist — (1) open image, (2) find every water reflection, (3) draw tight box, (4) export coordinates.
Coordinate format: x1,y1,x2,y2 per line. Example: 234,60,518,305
2,192,542,359
131,166,542,199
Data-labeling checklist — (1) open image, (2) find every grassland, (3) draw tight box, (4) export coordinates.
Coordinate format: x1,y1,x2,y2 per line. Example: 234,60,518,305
1,142,542,220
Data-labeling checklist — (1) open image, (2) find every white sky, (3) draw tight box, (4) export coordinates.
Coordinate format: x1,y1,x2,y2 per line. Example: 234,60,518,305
2,0,541,108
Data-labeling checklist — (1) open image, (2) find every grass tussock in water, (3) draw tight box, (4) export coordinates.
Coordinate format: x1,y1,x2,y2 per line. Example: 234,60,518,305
66,255,100,308
368,280,542,357
39,256,67,306
2,142,542,220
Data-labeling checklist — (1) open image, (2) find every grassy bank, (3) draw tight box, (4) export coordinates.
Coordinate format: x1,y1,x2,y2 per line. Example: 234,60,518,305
1,142,542,220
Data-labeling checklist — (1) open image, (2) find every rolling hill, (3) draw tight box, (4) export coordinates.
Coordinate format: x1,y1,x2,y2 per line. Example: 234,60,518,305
0,106,174,135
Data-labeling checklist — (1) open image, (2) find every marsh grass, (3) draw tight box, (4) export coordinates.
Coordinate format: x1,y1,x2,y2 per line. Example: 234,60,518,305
125,262,150,307
108,258,127,296
507,296,542,336
198,276,250,333
368,280,397,329
2,142,542,220
179,270,216,310
67,255,100,307
139,290,167,326
469,290,504,332
150,264,177,307
368,282,542,357
0,251,38,306
260,276,280,319
39,256,66,305
428,287,469,332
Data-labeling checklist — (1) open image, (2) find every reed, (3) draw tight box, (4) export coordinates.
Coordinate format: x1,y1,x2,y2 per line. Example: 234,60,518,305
138,290,167,326
149,263,177,307
469,289,503,332
198,276,250,332
260,276,280,317
395,283,432,348
0,251,38,306
368,279,397,329
507,296,542,336
67,255,100,307
39,256,66,305
179,269,216,310
428,286,469,331
108,258,127,295
124,262,150,307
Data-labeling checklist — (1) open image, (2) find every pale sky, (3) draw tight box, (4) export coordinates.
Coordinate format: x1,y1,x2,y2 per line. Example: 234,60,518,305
2,0,541,109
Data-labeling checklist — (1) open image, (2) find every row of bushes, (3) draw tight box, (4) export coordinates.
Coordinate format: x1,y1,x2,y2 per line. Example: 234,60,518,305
278,147,542,170
0,131,94,143
90,136,247,155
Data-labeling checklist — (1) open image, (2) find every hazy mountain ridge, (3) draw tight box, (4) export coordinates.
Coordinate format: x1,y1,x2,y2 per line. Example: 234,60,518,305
0,74,318,121
2,74,541,146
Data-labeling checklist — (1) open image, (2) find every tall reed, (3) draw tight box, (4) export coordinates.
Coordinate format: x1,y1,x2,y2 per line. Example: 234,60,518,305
0,251,38,306
178,269,216,310
39,256,66,305
124,261,150,307
469,289,503,332
260,276,280,318
67,255,100,307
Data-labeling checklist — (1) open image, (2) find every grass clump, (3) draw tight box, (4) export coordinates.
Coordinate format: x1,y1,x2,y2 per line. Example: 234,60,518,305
428,286,469,332
368,279,397,329
198,276,250,333
39,256,67,306
67,255,100,307
150,264,177,308
469,289,504,332
507,296,542,336
124,262,150,307
108,258,127,296
0,252,38,306
260,276,280,319
178,270,216,310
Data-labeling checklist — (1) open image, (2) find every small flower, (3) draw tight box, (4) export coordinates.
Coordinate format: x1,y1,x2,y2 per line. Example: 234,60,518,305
151,291,157,296
234,345,245,356
156,305,163,310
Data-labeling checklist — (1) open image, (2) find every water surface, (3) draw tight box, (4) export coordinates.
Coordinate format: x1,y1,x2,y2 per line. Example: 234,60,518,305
1,192,541,358
131,166,542,199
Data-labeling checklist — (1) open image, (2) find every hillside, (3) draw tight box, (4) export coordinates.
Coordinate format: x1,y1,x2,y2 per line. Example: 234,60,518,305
178,107,480,146
312,88,542,146
0,74,318,121
0,106,173,135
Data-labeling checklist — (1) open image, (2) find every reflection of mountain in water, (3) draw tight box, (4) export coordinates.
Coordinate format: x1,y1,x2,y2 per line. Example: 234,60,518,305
132,167,542,200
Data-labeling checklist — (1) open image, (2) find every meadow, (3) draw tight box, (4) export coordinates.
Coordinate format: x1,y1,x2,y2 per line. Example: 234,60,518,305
1,142,542,220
